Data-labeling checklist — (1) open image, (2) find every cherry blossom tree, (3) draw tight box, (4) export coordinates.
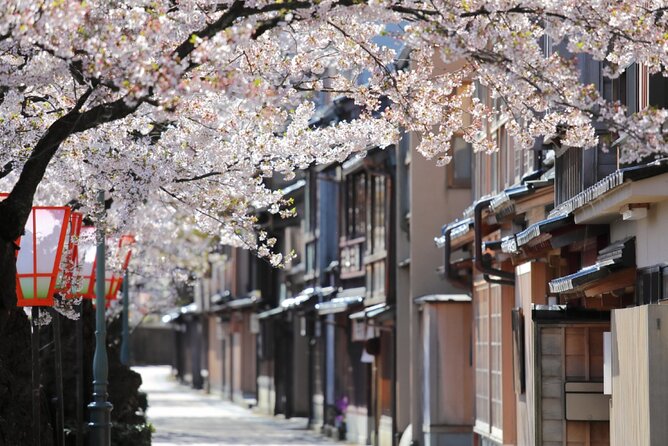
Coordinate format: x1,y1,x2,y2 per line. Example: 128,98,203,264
2,0,667,305
0,1,667,438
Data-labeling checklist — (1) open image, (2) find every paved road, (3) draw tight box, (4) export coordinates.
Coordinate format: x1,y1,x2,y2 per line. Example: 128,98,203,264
136,366,336,446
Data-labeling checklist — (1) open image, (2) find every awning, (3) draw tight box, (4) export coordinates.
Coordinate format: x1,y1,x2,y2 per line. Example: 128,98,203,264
435,218,473,248
349,303,393,321
211,290,231,306
549,237,635,294
161,302,199,323
280,287,318,310
514,214,573,248
489,184,532,220
258,287,332,318
316,296,364,315
257,306,285,319
549,158,668,220
211,291,261,312
279,179,306,197
226,293,262,310
414,294,471,305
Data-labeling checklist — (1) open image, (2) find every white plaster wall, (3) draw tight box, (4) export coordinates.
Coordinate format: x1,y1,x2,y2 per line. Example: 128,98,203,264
611,200,668,268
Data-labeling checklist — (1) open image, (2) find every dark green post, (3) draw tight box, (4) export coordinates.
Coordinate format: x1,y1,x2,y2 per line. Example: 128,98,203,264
88,190,112,446
120,270,130,366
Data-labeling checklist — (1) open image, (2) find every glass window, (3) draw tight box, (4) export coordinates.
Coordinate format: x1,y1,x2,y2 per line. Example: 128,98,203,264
345,172,367,239
448,135,473,188
649,72,668,109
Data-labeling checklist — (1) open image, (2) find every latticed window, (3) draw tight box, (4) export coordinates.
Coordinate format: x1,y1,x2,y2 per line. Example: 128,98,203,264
345,172,367,239
474,283,506,439
372,175,386,253
474,284,491,430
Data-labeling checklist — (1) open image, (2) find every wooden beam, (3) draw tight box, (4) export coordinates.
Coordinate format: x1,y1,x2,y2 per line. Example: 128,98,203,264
583,268,636,298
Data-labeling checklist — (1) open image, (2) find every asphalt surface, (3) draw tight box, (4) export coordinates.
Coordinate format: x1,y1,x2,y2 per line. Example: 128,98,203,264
135,366,336,446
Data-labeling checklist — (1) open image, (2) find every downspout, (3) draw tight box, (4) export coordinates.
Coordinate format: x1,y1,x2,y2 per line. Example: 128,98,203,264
442,223,471,289
474,198,515,286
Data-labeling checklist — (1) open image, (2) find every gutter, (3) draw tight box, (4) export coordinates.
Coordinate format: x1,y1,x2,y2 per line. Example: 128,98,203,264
474,198,515,286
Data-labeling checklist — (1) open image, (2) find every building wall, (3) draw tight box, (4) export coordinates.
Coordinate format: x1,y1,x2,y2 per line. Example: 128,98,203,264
421,302,474,446
611,305,668,446
407,133,472,444
292,315,311,416
611,199,668,268
515,262,550,446
395,140,412,440
239,312,257,398
207,317,224,393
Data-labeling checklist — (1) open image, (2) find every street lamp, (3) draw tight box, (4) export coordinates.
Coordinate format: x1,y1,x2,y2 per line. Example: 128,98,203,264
104,235,134,303
73,226,98,299
88,190,111,446
15,206,72,307
13,204,72,446
55,212,83,298
115,235,135,366
87,195,135,446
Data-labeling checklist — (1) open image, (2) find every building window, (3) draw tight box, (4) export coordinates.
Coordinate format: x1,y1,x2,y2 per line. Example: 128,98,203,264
448,135,473,188
372,175,387,253
474,283,505,439
649,71,668,109
636,265,666,305
555,147,583,206
345,172,367,240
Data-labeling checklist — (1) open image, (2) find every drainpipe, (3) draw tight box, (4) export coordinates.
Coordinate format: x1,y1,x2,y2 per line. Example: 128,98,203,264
474,198,515,286
442,223,471,289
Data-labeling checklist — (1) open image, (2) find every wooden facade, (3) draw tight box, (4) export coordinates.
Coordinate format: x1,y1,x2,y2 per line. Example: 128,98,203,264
163,54,668,446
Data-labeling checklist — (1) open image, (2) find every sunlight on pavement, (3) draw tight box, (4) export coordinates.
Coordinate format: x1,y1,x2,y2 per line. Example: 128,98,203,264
135,366,336,446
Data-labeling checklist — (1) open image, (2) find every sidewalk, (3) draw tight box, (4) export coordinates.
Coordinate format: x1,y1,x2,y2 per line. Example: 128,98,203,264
135,366,337,446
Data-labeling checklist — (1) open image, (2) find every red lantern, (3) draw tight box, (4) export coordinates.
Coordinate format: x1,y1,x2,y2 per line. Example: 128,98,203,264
15,206,72,307
55,212,83,298
73,226,98,298
104,235,134,301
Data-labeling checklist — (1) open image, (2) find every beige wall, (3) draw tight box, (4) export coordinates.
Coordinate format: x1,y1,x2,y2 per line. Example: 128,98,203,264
421,302,474,428
611,305,668,446
409,144,470,298
514,262,546,446
611,200,668,268
207,317,224,393
403,134,472,443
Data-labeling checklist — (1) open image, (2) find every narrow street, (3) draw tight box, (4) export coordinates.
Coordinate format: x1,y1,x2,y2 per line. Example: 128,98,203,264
136,366,337,446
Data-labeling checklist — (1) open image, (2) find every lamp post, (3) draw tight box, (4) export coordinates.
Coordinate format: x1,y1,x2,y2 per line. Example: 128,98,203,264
13,203,72,446
120,270,130,366
88,190,112,446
